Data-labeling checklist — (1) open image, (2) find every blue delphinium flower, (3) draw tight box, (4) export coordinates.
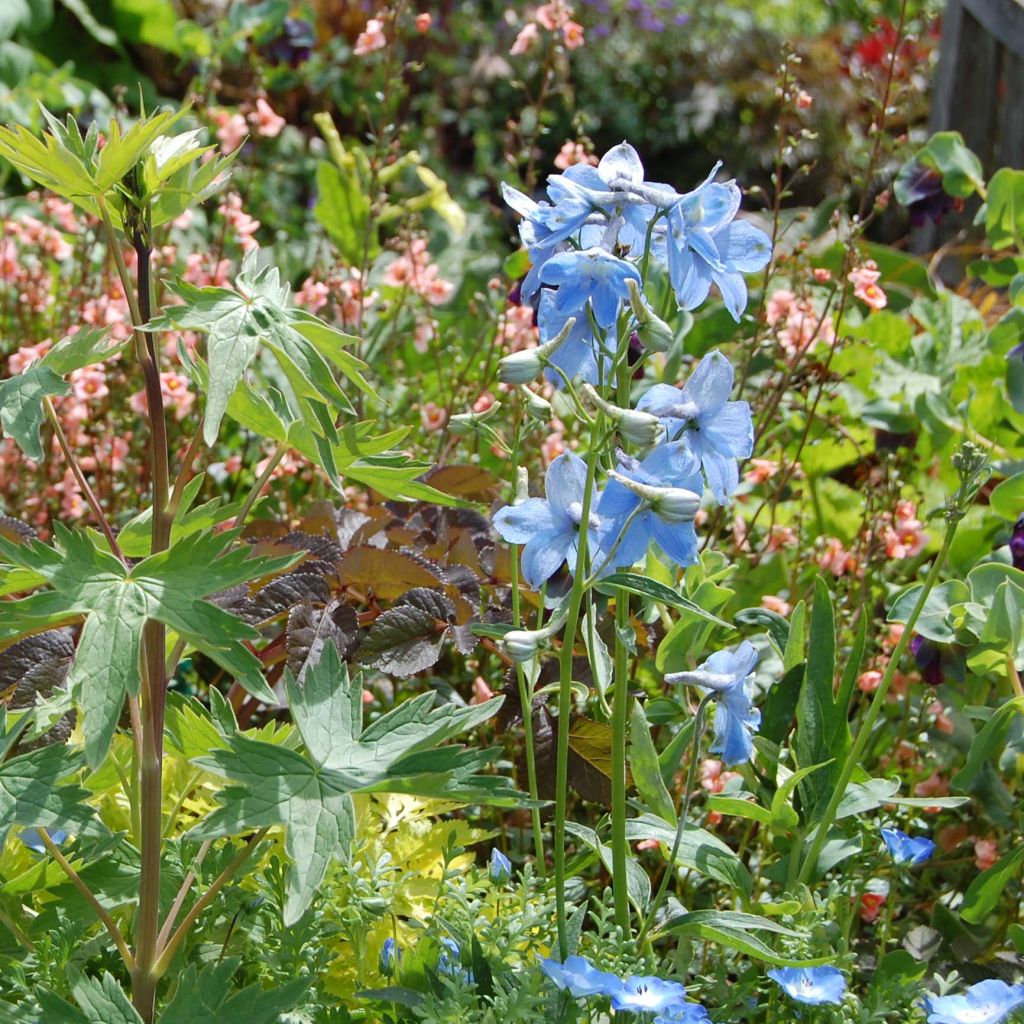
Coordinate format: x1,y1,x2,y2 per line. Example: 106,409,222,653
537,290,609,388
538,248,641,330
924,979,1024,1024
612,975,689,1013
665,641,761,765
538,955,622,999
663,172,772,320
881,828,936,866
596,442,703,572
492,453,603,589
489,847,512,883
636,350,753,505
379,937,400,977
768,966,847,1006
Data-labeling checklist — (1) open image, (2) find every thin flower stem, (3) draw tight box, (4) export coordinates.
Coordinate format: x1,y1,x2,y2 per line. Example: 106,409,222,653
233,444,286,528
43,397,124,562
637,694,713,945
156,840,211,952
1007,656,1024,700
166,420,205,521
610,586,631,932
153,828,269,977
797,524,958,886
554,414,604,959
40,829,136,972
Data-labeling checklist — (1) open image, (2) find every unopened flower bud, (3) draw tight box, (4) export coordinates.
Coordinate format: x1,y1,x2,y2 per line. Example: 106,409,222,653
626,278,674,352
519,385,552,422
581,384,664,447
448,401,503,435
502,628,545,663
608,470,700,524
514,465,530,504
498,317,577,384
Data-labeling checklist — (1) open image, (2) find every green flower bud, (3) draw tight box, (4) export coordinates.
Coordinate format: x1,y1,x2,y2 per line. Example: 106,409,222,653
626,278,674,352
498,317,577,384
581,384,664,447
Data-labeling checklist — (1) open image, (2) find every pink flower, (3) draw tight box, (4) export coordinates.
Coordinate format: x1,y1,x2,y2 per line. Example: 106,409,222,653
536,0,572,29
553,141,598,170
760,594,791,617
859,889,886,923
354,17,387,55
420,401,446,433
470,677,495,704
848,261,887,310
8,339,52,375
562,20,584,48
765,289,796,327
250,97,285,138
510,22,539,55
415,11,432,32
160,372,195,421
974,837,999,871
858,670,883,693
70,367,109,402
818,537,856,577
813,267,832,283
296,277,331,313
744,458,779,484
213,110,248,154
796,90,814,109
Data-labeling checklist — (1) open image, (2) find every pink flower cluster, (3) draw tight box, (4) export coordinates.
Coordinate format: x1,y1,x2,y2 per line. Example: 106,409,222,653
880,499,928,560
511,0,584,54
553,141,598,170
217,193,261,252
765,287,836,359
382,238,454,305
212,97,286,155
296,266,377,326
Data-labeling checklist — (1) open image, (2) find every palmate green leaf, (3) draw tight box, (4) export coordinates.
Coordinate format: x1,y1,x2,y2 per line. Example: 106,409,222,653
0,710,97,847
153,248,371,446
0,528,294,766
36,971,142,1024
188,641,515,923
159,958,309,1024
0,326,119,461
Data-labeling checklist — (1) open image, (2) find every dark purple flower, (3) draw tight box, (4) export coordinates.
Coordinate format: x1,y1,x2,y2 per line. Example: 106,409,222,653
899,163,963,228
264,17,316,66
911,634,944,686
1010,514,1024,571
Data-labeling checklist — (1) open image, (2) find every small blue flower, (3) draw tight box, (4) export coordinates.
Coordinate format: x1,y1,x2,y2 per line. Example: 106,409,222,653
539,248,642,330
881,828,936,866
655,1003,712,1024
768,967,847,1006
489,847,512,883
492,453,603,589
924,979,1024,1024
665,641,760,765
596,442,703,572
438,937,474,982
612,975,689,1013
538,955,623,999
663,171,772,321
379,937,400,977
636,350,753,504
19,827,69,852
537,290,610,388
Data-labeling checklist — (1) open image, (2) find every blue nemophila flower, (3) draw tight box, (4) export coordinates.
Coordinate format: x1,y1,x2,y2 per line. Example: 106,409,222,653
489,847,512,882
655,1003,712,1024
881,828,936,866
492,453,603,589
379,937,400,977
596,442,703,572
636,350,753,504
538,955,622,999
924,979,1024,1024
663,171,772,321
768,967,847,1006
438,937,474,982
612,975,689,1014
19,827,69,852
539,248,642,330
665,641,760,765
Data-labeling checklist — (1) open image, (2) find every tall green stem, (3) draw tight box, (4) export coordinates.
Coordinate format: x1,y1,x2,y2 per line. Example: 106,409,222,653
796,526,958,886
554,416,603,958
610,592,631,932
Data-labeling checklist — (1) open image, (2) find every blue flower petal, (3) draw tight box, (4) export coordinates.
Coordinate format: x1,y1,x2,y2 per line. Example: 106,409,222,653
598,141,645,185
682,350,734,414
651,518,699,569
768,967,847,1006
492,499,558,545
701,401,754,460
520,528,573,589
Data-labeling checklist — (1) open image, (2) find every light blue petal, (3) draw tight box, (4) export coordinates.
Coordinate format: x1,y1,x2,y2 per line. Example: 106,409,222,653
681,350,734,414
701,401,754,459
501,181,538,218
591,283,622,329
674,252,714,311
651,519,699,569
598,141,644,185
521,528,573,588
637,383,684,418
492,498,558,544
713,267,749,321
545,453,589,517
718,218,772,272
696,180,741,230
641,441,703,490
702,449,739,505
687,226,723,269
597,478,641,520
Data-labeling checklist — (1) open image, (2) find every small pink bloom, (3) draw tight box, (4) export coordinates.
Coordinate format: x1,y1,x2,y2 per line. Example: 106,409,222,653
510,22,539,55
744,458,779,485
562,20,584,48
250,97,285,138
553,140,598,170
214,110,248,154
415,11,432,32
473,392,496,413
765,289,795,327
974,837,999,871
536,0,572,29
470,677,495,704
859,889,886,923
420,401,446,433
796,90,814,109
354,17,387,55
813,267,832,283
70,367,109,402
848,262,887,310
858,670,883,693
760,594,791,617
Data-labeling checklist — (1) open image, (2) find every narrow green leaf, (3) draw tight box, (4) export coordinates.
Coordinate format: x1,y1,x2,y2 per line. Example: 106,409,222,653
960,844,1024,924
952,696,1024,792
601,572,733,629
629,700,676,824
